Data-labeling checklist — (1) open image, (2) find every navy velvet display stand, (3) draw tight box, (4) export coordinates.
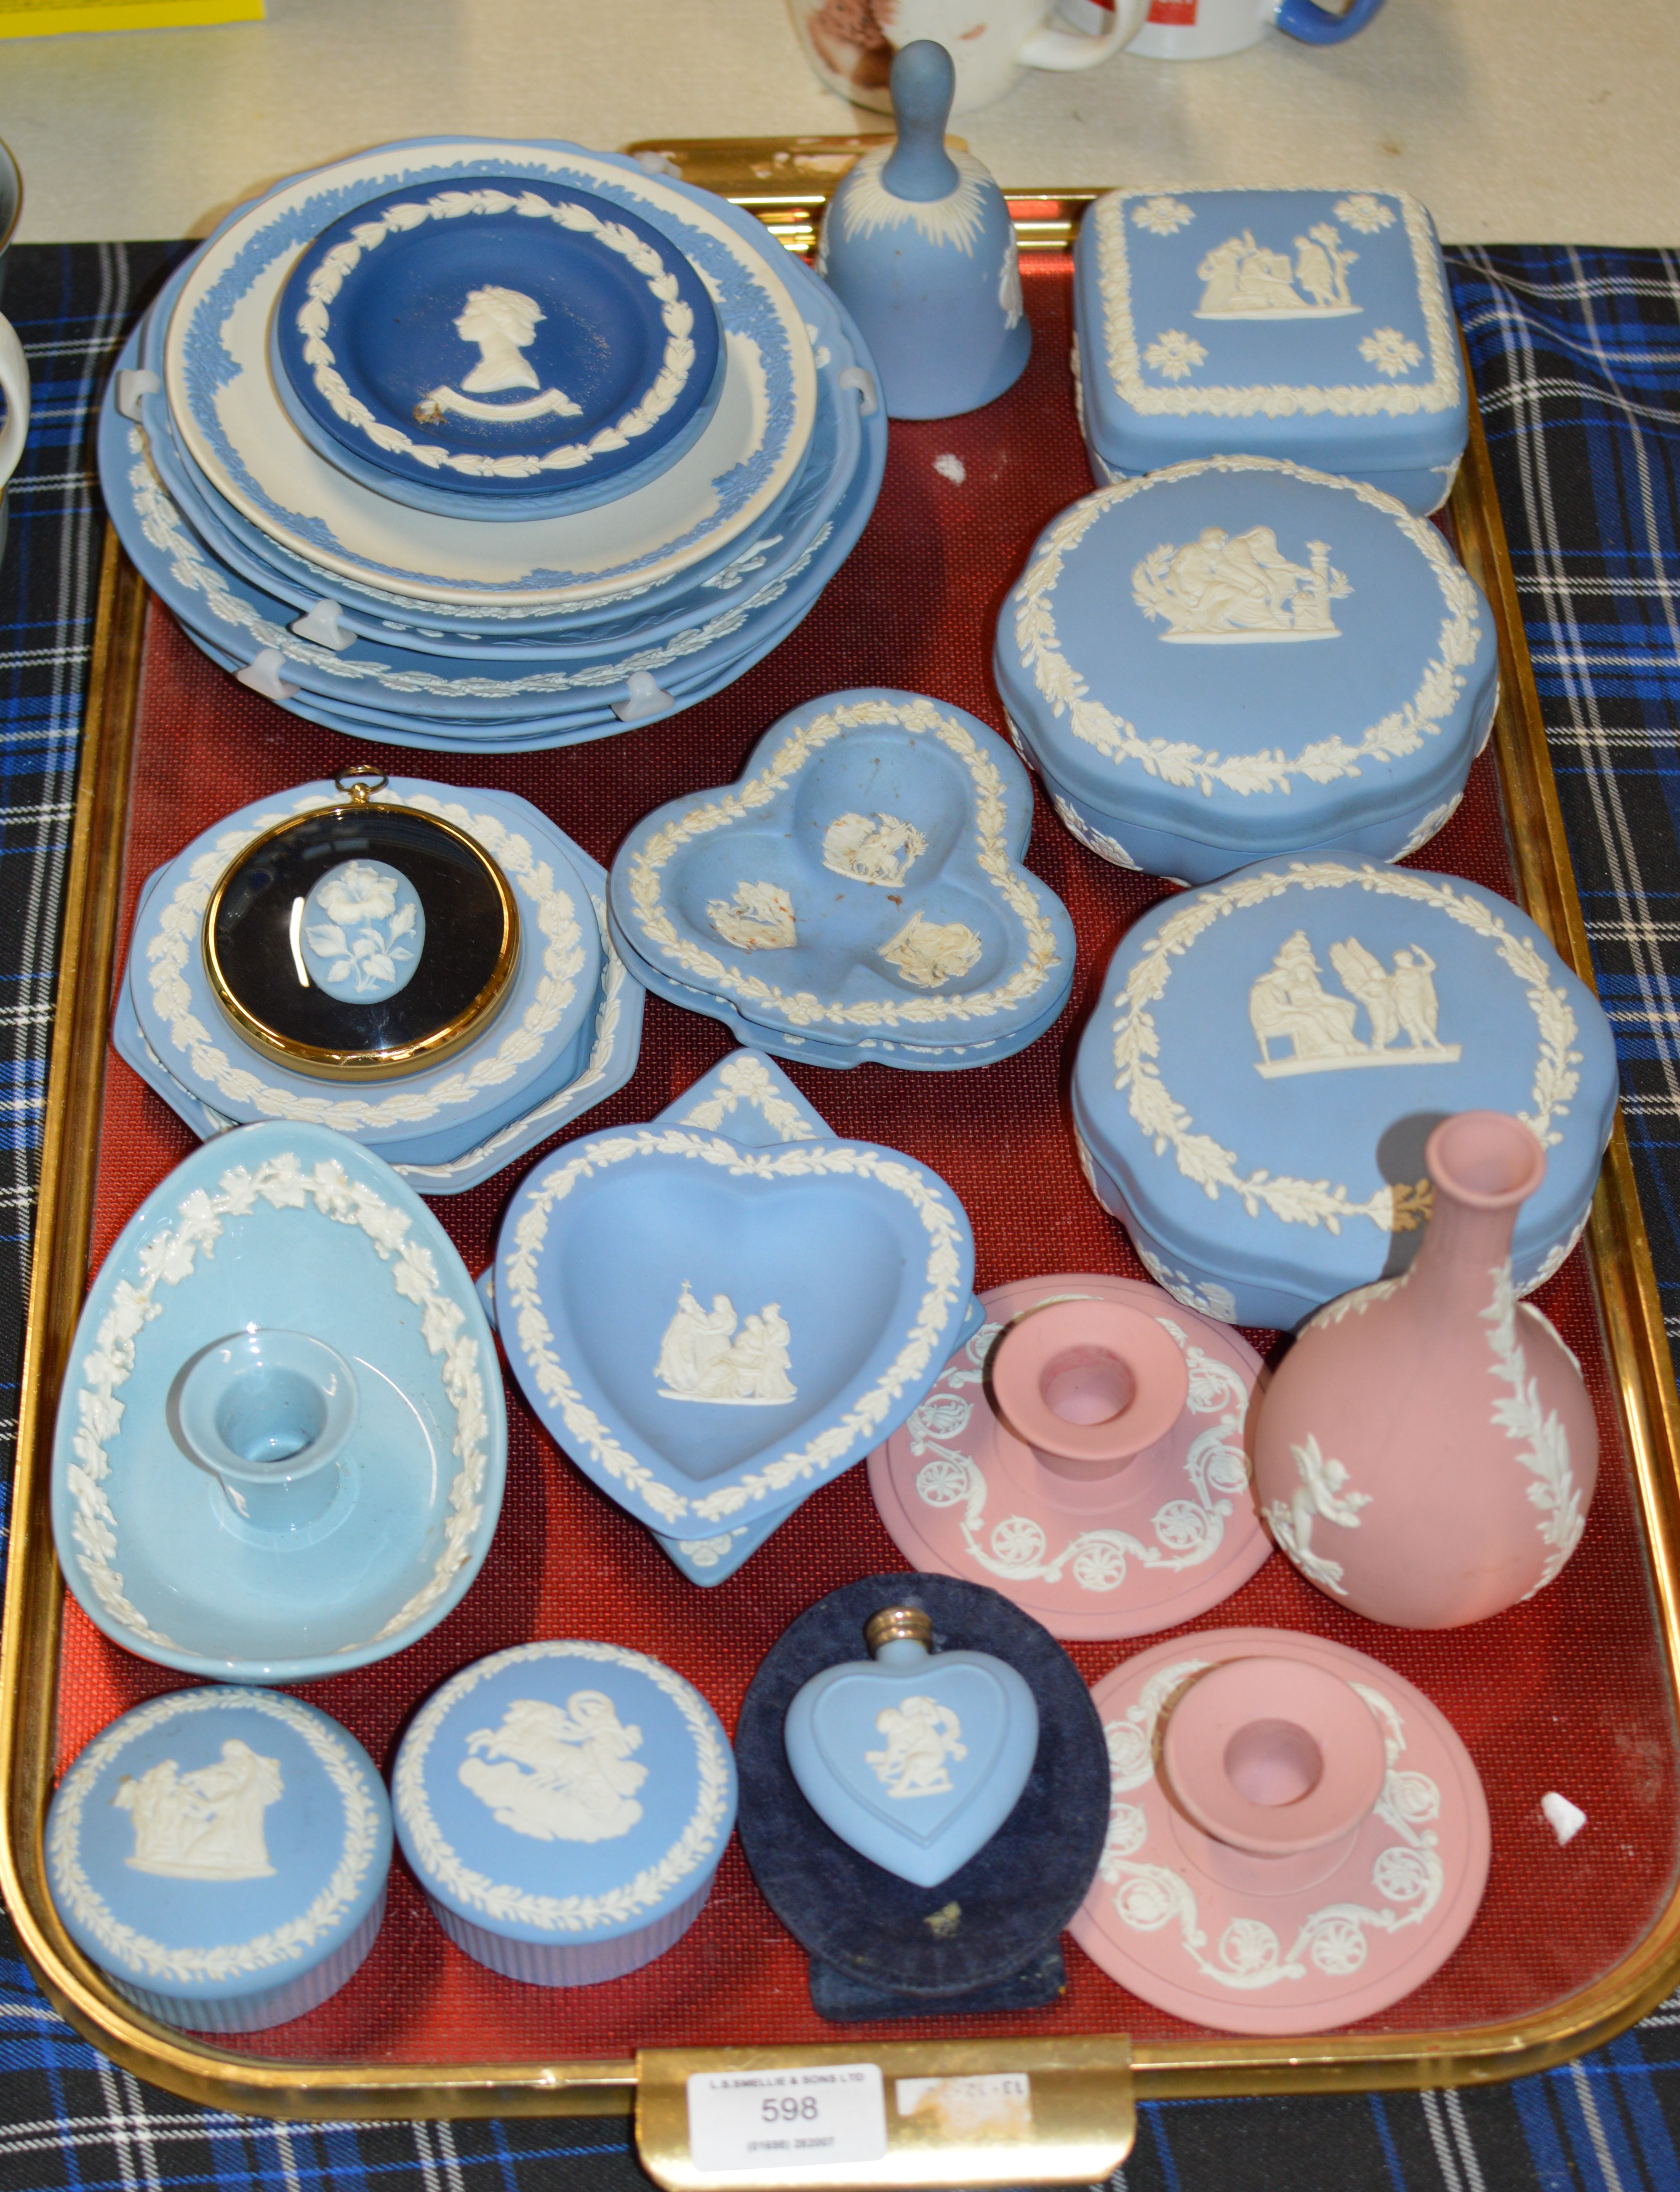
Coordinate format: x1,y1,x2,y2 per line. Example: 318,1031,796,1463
735,1573,1110,2021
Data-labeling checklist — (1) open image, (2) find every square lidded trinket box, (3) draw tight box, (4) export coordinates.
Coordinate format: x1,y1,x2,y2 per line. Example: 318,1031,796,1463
1072,188,1468,516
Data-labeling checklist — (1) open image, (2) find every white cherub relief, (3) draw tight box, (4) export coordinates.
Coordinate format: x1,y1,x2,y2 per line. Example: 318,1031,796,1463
1194,224,1360,320
706,880,798,952
414,285,584,426
655,1282,798,1405
1251,931,1462,1077
879,911,983,989
459,1692,646,1843
1264,1435,1371,1596
822,811,929,887
866,1696,968,1800
116,1739,283,1880
1132,527,1350,643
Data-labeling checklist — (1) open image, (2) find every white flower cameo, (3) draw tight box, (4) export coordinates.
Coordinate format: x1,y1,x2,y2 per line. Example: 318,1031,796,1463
302,858,423,1003
1143,330,1207,383
1132,196,1194,236
867,1697,968,1799
1334,194,1396,234
118,1740,282,1881
1360,326,1425,377
459,1692,647,1844
655,1283,798,1407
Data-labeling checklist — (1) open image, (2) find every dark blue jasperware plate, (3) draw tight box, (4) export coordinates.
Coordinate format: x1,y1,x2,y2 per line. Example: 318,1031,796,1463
274,177,724,513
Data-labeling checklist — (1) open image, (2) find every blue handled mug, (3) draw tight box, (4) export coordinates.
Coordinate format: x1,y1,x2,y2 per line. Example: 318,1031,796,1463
1127,0,1384,60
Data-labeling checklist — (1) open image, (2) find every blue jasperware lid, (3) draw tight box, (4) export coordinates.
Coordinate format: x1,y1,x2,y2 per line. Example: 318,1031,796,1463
275,176,723,507
1073,188,1466,483
47,1688,391,2014
1072,856,1618,1309
996,457,1496,856
393,1642,737,1947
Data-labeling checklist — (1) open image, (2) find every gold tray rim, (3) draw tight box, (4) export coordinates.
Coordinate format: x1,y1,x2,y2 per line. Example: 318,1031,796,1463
5,177,1680,2131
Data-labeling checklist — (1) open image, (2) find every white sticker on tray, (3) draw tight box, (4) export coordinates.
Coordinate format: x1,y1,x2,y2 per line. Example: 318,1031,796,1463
896,2071,1034,2138
687,2064,888,2174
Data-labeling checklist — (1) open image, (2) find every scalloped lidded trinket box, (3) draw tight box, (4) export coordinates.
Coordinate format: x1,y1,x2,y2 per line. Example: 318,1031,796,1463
1073,187,1467,517
47,1688,392,2033
1071,856,1618,1330
392,1641,737,1985
995,455,1497,886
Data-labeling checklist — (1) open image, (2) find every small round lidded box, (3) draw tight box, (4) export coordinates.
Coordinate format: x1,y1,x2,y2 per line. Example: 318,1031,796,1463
46,1688,391,2034
1071,855,1619,1330
393,1642,737,1986
996,455,1498,886
1072,187,1467,516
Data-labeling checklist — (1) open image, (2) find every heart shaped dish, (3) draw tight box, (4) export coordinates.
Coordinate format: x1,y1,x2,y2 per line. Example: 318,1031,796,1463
496,1049,977,1547
607,689,1076,1067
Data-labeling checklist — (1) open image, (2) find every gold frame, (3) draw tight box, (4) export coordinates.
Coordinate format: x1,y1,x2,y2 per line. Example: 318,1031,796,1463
3,176,1680,2163
200,783,522,1082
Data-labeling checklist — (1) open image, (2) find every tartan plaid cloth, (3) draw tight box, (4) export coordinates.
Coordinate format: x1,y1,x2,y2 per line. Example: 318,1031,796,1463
0,238,1677,2192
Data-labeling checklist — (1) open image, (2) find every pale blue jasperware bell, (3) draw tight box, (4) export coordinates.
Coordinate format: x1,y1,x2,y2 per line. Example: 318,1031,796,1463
816,42,1030,421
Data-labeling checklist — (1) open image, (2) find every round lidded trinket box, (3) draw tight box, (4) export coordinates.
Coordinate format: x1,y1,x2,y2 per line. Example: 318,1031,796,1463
1072,187,1467,517
392,1642,737,1986
1071,856,1618,1330
995,456,1497,886
203,768,520,1081
47,1688,391,2033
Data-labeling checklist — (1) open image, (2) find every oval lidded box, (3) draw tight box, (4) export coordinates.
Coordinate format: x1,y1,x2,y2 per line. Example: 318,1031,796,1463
1072,187,1467,516
46,1688,391,2034
1071,856,1618,1329
393,1642,737,1986
995,456,1497,886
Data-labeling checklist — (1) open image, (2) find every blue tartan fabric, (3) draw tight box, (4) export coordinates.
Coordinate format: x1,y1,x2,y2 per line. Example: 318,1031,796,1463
0,238,1678,2190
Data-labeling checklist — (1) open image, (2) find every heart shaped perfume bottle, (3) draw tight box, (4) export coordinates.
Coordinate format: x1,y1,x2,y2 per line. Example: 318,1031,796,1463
784,1605,1039,1887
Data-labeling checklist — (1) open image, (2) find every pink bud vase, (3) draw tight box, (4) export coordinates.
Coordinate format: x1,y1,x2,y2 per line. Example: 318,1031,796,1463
1251,1111,1599,1628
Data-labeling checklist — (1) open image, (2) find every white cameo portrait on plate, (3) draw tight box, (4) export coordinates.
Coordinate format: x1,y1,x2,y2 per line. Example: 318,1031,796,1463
415,285,585,427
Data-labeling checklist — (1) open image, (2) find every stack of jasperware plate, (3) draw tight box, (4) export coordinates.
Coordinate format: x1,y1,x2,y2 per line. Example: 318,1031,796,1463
112,772,645,1196
95,137,885,752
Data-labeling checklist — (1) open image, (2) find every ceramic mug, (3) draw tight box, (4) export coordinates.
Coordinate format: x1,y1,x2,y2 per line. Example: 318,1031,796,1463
1127,0,1386,61
0,311,29,575
790,0,1148,115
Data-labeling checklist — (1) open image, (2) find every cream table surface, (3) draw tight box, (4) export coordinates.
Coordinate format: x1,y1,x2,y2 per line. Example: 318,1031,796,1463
0,0,1674,245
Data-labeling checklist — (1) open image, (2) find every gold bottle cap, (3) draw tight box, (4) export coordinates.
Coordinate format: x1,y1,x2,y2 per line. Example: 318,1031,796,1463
864,1605,933,1655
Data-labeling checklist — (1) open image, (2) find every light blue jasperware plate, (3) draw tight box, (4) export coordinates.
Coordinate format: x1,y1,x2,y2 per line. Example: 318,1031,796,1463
133,235,871,660
162,138,816,610
126,779,603,1151
272,174,725,518
609,689,1075,1051
51,1121,507,1681
495,1049,978,1553
116,837,646,1196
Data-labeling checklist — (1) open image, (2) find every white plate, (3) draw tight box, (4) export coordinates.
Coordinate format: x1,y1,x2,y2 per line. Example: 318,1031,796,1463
164,139,816,610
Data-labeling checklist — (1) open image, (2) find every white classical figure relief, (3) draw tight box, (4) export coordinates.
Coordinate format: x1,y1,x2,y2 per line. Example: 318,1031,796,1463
706,880,798,952
1133,528,1350,643
459,1692,647,1843
1194,225,1360,319
880,911,983,989
655,1282,798,1405
414,286,585,427
1264,1434,1371,1596
117,1740,283,1880
822,810,929,887
867,1696,968,1799
1250,931,1463,1077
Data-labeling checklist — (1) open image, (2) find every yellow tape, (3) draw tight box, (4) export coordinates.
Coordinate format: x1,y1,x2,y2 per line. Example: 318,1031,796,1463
0,0,263,34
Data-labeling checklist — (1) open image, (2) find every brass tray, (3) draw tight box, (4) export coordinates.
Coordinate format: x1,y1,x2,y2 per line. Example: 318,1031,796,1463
3,164,1680,2182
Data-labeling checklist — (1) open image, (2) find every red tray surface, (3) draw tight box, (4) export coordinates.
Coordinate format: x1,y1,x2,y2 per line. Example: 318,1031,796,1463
58,257,1680,2063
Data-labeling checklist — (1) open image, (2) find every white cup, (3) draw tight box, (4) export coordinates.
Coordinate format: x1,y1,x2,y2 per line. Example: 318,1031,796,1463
0,313,29,571
1127,0,1386,61
790,0,1148,115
